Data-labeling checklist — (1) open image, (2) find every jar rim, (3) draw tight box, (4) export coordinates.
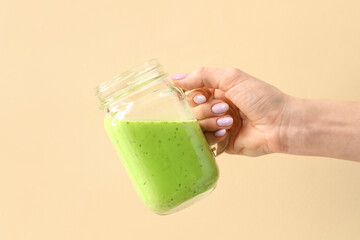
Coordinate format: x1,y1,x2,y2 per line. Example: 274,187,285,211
95,59,165,109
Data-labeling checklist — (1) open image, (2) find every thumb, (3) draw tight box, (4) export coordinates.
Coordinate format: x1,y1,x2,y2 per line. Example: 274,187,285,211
171,67,243,92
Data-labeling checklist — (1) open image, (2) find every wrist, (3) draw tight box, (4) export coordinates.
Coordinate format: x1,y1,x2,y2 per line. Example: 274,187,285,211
277,97,360,161
277,95,307,155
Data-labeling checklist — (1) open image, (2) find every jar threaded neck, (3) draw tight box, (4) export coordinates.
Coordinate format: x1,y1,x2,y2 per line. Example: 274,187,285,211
95,59,165,109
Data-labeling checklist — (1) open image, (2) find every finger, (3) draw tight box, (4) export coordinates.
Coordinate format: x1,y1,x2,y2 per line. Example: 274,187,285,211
192,100,229,120
204,130,228,145
185,88,213,107
172,67,246,91
198,116,234,131
213,88,227,99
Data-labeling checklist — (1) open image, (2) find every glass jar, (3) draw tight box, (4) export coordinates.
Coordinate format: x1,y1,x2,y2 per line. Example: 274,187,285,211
95,59,219,214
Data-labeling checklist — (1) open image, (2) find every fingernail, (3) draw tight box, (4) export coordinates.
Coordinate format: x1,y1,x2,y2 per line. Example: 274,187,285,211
211,103,229,114
214,129,226,137
170,74,187,80
193,94,206,104
217,117,233,127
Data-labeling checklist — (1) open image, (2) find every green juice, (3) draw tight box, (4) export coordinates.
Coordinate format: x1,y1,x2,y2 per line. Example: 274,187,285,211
104,118,219,214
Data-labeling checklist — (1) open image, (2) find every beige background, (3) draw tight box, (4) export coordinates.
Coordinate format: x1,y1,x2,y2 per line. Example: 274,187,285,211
1,0,360,239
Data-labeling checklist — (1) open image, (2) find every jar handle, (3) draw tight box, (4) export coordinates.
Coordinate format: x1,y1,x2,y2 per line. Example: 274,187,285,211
213,132,230,156
167,77,230,157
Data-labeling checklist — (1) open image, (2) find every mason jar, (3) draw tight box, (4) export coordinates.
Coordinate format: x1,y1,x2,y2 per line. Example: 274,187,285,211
95,59,219,214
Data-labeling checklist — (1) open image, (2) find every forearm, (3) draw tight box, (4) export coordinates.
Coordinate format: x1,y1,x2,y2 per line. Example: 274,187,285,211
281,97,360,161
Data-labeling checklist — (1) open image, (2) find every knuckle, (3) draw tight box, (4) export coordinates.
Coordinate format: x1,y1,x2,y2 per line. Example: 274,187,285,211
225,67,241,78
199,106,208,119
220,67,242,90
194,67,206,77
194,105,207,119
200,119,213,130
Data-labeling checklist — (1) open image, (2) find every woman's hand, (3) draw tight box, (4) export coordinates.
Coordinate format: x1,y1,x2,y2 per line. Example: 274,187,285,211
171,68,291,156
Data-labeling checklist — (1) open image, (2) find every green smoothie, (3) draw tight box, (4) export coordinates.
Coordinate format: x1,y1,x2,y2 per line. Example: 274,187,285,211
104,117,219,214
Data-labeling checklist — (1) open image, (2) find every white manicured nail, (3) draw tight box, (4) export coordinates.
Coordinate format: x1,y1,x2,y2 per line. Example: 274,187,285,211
193,94,206,104
217,117,233,127
214,129,226,137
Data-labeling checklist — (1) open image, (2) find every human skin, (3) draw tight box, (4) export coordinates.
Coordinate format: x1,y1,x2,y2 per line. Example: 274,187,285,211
171,68,360,161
